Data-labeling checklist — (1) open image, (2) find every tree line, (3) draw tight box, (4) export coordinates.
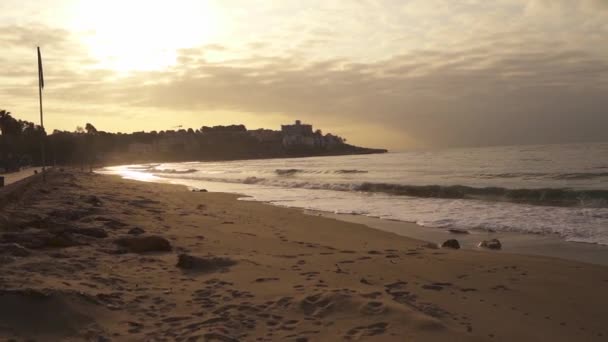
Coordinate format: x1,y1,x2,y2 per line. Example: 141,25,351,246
1,109,383,172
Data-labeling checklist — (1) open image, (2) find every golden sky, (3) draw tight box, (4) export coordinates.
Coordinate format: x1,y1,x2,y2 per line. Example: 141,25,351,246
1,0,607,149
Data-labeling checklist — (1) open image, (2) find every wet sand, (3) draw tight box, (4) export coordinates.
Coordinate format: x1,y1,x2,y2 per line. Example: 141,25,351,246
317,212,608,266
1,170,607,341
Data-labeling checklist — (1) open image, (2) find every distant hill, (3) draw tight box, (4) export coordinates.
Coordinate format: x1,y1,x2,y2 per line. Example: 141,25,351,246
0,110,386,170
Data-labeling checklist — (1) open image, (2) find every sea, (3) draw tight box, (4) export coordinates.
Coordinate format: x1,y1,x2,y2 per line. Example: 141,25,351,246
102,142,608,246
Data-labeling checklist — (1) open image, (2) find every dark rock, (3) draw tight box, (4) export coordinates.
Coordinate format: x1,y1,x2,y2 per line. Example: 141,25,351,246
69,227,108,238
114,235,171,253
46,232,80,248
176,253,236,272
83,195,103,207
127,227,145,235
1,243,31,257
441,239,460,249
448,229,469,234
478,239,502,250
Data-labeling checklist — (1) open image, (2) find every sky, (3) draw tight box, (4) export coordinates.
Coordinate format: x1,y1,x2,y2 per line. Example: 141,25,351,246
1,0,607,150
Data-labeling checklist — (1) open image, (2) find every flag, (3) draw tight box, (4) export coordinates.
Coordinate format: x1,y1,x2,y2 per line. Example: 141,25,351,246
37,46,44,89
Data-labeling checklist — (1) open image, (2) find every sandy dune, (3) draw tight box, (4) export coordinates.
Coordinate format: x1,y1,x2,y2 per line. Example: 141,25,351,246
0,171,607,341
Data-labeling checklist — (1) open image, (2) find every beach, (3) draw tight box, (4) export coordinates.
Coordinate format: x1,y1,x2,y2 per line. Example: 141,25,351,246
1,170,607,341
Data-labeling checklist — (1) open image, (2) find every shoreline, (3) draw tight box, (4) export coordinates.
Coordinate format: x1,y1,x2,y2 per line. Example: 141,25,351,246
105,169,608,267
314,211,608,267
3,170,607,340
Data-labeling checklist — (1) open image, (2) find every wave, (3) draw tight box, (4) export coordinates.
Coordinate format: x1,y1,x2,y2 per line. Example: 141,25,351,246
275,169,302,175
551,172,608,180
336,169,368,174
152,171,608,208
353,183,608,207
127,164,159,170
274,168,368,175
477,172,608,180
152,168,198,174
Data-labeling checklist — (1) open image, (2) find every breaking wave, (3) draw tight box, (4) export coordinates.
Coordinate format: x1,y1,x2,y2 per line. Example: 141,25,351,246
275,169,303,175
477,172,608,180
353,183,608,207
152,168,198,174
274,168,368,175
155,172,608,208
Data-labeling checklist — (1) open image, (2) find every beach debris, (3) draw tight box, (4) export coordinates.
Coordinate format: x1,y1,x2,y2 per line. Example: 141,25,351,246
0,242,31,257
192,188,208,192
448,229,469,234
127,227,145,235
441,239,460,249
478,239,502,250
114,235,172,253
176,253,236,272
360,278,374,285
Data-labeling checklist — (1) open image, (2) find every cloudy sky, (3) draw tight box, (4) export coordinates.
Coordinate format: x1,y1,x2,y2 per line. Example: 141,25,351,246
1,0,607,149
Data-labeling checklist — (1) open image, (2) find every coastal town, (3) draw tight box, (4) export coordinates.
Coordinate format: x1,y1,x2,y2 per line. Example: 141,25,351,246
127,120,350,156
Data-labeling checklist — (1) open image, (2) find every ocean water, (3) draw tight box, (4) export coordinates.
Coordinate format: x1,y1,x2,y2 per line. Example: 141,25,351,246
102,142,608,245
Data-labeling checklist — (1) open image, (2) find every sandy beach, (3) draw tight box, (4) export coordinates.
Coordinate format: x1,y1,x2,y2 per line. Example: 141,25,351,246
1,170,607,341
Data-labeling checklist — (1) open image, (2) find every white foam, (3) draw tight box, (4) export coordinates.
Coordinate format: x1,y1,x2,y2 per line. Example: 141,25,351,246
101,143,608,245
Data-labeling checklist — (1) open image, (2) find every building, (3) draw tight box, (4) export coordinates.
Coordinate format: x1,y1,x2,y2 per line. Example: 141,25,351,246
281,120,313,136
280,120,315,148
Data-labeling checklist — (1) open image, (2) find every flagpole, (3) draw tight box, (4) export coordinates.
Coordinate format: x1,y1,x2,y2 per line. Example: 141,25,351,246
37,46,46,182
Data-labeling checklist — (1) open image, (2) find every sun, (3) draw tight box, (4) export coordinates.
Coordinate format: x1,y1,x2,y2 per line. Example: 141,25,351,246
70,0,221,72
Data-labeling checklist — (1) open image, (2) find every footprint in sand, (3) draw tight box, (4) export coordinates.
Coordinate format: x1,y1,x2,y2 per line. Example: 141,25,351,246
360,301,387,315
300,293,335,317
361,291,383,299
340,250,357,254
344,322,389,340
255,277,279,283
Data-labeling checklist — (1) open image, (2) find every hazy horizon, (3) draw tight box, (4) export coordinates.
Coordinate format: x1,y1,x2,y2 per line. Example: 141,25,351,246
1,0,607,150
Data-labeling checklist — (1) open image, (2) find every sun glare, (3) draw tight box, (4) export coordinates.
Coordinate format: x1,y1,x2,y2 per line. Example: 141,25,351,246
70,0,221,73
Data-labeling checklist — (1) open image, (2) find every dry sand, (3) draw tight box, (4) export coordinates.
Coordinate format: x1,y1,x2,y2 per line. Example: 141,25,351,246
0,170,607,341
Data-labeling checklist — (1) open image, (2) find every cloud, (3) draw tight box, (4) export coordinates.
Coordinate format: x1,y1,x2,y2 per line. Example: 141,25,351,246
1,1,607,148
96,35,604,147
